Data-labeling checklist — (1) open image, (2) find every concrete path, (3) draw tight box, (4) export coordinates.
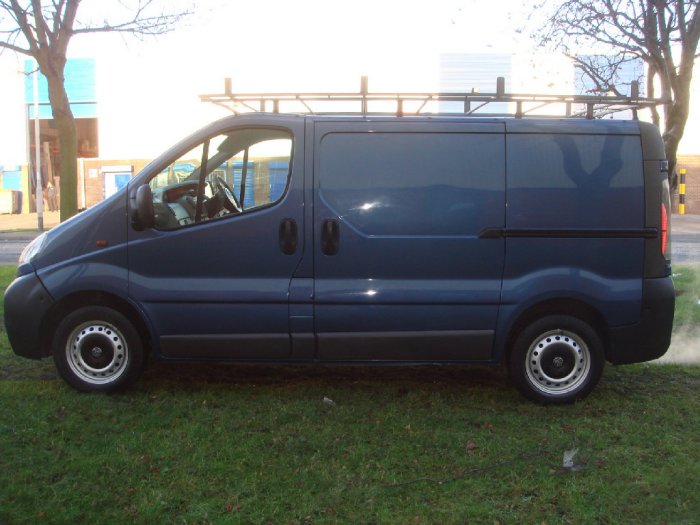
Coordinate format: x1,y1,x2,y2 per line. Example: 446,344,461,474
0,212,60,264
0,211,60,232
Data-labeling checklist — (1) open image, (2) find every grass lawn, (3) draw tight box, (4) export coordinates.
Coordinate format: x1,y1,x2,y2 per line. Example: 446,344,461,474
661,265,700,364
1,265,700,524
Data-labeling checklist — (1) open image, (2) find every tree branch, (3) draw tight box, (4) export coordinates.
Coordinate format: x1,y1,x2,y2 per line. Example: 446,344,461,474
51,0,66,37
571,52,644,96
0,38,30,54
72,0,191,37
71,13,186,36
29,0,51,49
54,0,77,57
8,0,40,55
647,66,660,126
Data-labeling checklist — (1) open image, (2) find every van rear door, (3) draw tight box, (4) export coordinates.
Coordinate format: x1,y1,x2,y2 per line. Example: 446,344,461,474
313,120,506,361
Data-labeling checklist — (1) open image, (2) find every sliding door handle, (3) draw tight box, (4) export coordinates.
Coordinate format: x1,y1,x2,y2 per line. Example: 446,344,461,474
321,219,340,256
279,218,298,255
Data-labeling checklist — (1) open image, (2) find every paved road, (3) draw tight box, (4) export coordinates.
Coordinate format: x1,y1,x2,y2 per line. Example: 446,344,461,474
0,232,39,265
671,234,700,264
2,215,700,265
670,214,700,264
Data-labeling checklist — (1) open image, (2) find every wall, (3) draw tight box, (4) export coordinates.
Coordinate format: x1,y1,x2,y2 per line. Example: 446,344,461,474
81,158,152,208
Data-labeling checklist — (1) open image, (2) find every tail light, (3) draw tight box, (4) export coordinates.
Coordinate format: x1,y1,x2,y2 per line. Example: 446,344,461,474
660,202,668,256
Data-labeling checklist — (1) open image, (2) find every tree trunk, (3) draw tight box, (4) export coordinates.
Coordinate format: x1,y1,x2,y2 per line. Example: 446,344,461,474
662,80,692,187
44,68,78,222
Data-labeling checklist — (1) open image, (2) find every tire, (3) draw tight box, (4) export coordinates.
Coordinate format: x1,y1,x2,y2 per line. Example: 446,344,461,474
508,315,604,405
53,306,144,393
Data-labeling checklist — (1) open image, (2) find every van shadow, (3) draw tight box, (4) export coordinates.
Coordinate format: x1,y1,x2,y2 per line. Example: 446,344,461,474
141,359,512,393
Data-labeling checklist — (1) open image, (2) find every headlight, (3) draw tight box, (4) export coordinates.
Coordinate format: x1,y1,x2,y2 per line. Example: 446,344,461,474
19,232,48,265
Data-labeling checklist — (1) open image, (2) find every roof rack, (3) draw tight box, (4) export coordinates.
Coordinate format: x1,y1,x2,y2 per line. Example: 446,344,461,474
200,76,666,120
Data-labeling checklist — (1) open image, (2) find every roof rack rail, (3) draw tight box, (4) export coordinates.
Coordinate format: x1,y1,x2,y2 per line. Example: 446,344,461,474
200,76,667,120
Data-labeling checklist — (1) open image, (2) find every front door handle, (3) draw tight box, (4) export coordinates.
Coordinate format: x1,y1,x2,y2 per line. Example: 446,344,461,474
321,219,340,256
279,218,298,255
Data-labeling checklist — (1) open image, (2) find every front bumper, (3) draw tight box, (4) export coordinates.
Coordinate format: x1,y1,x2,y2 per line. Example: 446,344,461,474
3,271,55,359
607,276,675,364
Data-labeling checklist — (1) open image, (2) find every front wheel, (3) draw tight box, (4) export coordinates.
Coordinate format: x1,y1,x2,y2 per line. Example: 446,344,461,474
53,306,144,392
508,315,604,404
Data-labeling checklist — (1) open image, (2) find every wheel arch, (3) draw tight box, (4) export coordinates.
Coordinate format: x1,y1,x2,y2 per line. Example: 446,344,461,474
40,291,152,358
503,298,610,364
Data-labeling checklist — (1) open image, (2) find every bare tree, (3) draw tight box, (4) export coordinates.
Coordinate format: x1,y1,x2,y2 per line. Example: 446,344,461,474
0,0,191,221
533,0,700,182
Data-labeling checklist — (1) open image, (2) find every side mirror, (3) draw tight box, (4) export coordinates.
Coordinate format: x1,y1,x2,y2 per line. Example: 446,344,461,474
134,184,155,229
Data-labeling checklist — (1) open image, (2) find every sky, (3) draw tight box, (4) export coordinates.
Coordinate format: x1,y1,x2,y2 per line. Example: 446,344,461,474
52,0,533,157
71,0,533,91
68,0,535,96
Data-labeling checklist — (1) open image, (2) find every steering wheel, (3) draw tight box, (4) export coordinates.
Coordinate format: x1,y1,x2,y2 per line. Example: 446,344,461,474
214,175,242,213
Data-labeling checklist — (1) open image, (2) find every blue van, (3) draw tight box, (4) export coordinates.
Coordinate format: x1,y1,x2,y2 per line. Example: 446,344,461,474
3,114,674,403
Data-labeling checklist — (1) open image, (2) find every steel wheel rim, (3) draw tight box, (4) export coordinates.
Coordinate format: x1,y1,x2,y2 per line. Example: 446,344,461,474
65,320,129,385
525,329,591,396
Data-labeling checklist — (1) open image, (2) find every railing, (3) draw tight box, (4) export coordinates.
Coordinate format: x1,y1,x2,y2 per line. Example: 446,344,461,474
200,76,666,119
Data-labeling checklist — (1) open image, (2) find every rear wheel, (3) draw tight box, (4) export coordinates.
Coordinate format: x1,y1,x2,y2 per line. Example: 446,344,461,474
508,315,604,404
53,306,144,392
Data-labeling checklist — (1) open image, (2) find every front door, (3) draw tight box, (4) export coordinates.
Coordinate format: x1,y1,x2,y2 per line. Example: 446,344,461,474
313,120,506,361
128,119,304,359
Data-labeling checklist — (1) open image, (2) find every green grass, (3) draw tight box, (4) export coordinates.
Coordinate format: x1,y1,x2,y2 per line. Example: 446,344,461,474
663,265,700,364
672,265,700,330
0,228,43,234
1,266,700,524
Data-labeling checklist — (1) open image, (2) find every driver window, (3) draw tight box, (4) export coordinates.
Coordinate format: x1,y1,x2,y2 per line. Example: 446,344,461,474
147,129,293,230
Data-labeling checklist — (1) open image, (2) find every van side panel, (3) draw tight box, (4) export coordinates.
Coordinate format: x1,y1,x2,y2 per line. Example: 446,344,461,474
497,128,647,361
314,121,505,361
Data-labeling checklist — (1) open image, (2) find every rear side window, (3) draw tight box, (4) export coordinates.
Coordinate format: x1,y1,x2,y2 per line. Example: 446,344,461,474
507,133,643,229
318,132,505,236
